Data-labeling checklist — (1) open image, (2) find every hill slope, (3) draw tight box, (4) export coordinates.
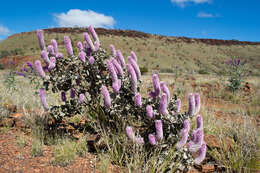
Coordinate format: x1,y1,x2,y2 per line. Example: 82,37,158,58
0,27,260,75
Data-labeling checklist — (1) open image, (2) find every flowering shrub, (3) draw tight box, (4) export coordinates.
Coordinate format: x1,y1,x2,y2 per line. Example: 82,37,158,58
30,26,206,171
226,57,247,92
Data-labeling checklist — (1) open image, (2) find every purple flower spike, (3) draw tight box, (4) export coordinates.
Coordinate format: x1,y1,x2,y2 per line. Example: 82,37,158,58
22,67,28,72
116,50,126,68
110,44,116,56
26,62,33,70
106,60,118,82
83,33,95,51
51,39,58,54
126,64,137,93
149,74,160,99
146,105,154,119
101,85,111,108
188,93,196,116
79,51,86,63
16,72,26,77
176,129,189,149
194,93,201,115
155,120,163,141
88,25,100,43
56,53,63,59
130,51,137,62
36,30,46,50
188,129,204,153
78,93,85,104
94,41,100,51
41,50,50,65
111,58,124,76
135,93,142,107
176,98,181,113
48,57,56,70
61,92,66,102
148,134,157,145
160,82,170,103
112,81,120,93
128,56,141,80
194,143,207,165
196,115,203,130
39,88,48,111
70,89,75,99
77,42,84,51
135,137,145,144
183,119,190,132
34,60,46,79
126,126,135,141
47,45,55,56
89,56,95,65
159,93,168,115
64,36,73,56
237,59,241,65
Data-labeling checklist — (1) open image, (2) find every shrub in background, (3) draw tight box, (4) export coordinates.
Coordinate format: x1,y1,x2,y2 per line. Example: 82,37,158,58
24,26,206,171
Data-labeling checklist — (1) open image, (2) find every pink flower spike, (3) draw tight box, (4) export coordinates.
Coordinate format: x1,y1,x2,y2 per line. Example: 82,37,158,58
51,39,58,54
146,105,154,119
116,50,126,68
135,93,142,107
196,115,203,130
106,60,118,82
159,93,168,115
78,93,85,104
79,51,86,63
128,56,141,80
83,32,95,51
126,126,135,141
176,129,189,149
39,88,48,111
36,30,46,50
89,56,95,65
77,42,84,51
56,53,63,59
101,85,111,108
160,82,170,103
48,57,56,70
148,134,157,145
183,119,190,132
126,64,137,93
176,98,181,113
112,81,120,93
110,44,116,56
111,58,124,76
155,120,163,141
64,36,73,56
34,60,46,79
41,50,50,65
149,74,160,99
130,51,137,62
194,143,207,165
48,45,55,56
88,25,100,43
94,41,100,51
188,129,204,153
188,93,196,116
194,93,201,115
135,137,144,144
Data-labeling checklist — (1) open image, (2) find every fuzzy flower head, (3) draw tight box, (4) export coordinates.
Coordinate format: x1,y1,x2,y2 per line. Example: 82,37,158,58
148,134,157,145
126,126,135,141
110,44,116,57
196,115,203,130
51,39,58,54
34,60,46,79
47,45,55,56
83,32,95,51
88,25,100,43
135,93,142,107
116,50,126,68
94,41,100,51
79,51,86,63
176,98,181,113
159,93,168,115
149,74,160,98
77,41,84,51
130,51,137,62
146,105,154,119
176,129,189,149
106,60,118,82
56,53,63,59
155,120,163,141
183,119,190,132
101,85,111,108
64,36,73,56
112,80,121,93
188,129,204,153
41,50,50,65
194,93,201,115
48,57,56,70
126,64,137,93
194,143,207,165
36,30,46,50
89,56,95,65
78,93,85,104
39,88,48,111
111,58,124,76
160,81,170,103
128,56,141,80
188,93,196,116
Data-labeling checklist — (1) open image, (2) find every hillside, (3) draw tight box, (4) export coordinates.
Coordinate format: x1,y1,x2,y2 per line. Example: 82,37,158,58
0,27,260,75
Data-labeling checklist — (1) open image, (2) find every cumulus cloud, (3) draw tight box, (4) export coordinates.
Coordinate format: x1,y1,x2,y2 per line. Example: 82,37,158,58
0,25,10,36
197,11,218,18
54,9,115,28
171,0,211,7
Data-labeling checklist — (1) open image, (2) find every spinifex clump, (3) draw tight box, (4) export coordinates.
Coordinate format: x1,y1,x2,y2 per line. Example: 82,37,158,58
31,26,206,171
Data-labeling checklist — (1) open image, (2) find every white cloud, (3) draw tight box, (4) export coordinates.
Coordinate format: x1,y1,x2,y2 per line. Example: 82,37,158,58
0,25,10,36
54,9,115,28
197,11,218,18
171,0,211,7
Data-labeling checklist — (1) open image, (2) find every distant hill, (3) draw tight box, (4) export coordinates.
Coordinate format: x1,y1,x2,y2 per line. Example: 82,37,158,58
0,27,260,76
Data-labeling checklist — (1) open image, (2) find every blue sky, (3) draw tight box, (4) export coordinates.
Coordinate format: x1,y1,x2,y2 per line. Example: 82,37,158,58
0,0,259,41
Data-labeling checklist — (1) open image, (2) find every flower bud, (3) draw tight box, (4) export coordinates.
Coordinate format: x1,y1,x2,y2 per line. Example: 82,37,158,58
36,30,46,50
34,60,46,79
128,56,141,80
126,64,137,93
83,33,95,51
188,93,196,116
160,81,170,102
111,58,124,76
106,60,118,82
64,36,73,56
79,51,86,63
88,25,99,43
194,93,201,115
89,56,95,65
135,93,142,107
148,134,157,145
159,93,168,115
77,41,84,51
146,105,154,119
51,39,58,54
149,74,160,98
116,50,126,68
101,85,111,108
155,120,163,141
